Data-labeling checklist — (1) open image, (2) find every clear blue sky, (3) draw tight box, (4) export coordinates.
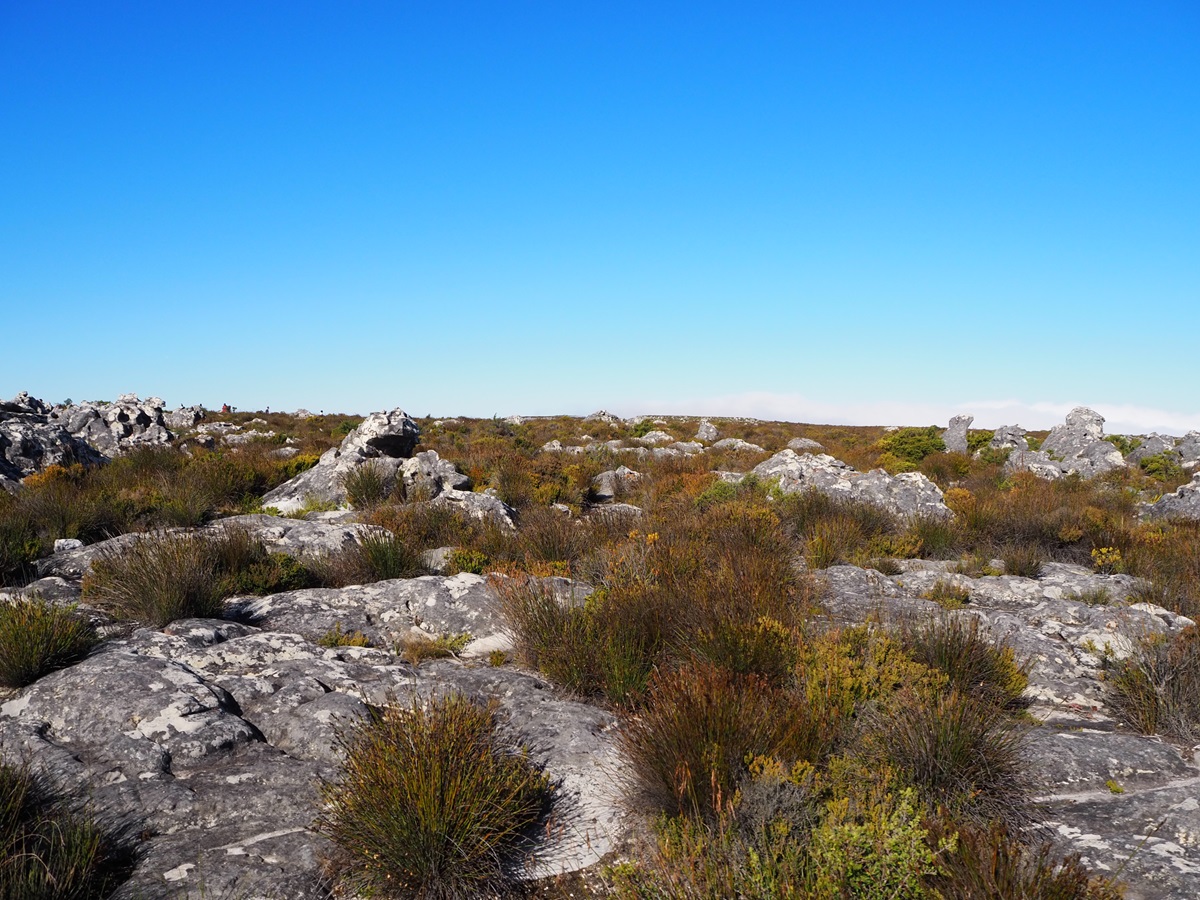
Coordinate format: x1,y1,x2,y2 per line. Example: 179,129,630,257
3,2,1197,432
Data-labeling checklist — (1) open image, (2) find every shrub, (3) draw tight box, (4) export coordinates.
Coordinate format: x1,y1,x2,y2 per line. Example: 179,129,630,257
0,515,41,586
397,632,472,666
1140,451,1184,482
0,595,99,688
445,548,489,575
808,783,948,900
83,532,229,626
316,693,551,900
0,757,135,898
1106,625,1200,743
868,688,1030,830
899,615,1028,710
688,617,799,688
876,427,946,471
966,430,995,454
620,661,829,819
517,505,594,565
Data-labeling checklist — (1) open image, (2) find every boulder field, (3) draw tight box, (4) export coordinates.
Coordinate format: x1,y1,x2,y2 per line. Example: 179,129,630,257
5,394,1200,897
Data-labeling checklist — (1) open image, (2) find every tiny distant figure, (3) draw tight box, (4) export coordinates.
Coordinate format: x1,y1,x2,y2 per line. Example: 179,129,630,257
221,403,230,414
265,406,270,415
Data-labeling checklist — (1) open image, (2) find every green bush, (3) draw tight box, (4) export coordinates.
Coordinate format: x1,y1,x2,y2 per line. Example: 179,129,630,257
0,515,42,587
312,530,425,586
0,758,135,898
1140,450,1184,482
316,693,551,899
877,427,946,470
1001,541,1044,578
0,595,100,688
808,784,947,900
620,661,829,819
966,430,995,454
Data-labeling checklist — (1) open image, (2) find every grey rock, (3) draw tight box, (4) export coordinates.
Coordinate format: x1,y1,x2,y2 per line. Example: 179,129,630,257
695,420,719,442
399,449,471,499
1013,407,1126,479
0,409,106,481
164,405,205,430
1126,434,1180,466
53,538,84,553
989,425,1030,451
1179,432,1200,469
591,466,641,503
428,489,517,529
636,429,675,446
1146,473,1200,521
260,408,419,514
942,414,974,454
787,436,824,452
48,394,175,457
584,409,620,423
712,437,766,453
669,441,705,454
0,603,626,897
752,450,951,519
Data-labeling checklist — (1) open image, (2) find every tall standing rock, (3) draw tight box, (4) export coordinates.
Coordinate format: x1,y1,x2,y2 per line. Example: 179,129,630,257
942,415,974,454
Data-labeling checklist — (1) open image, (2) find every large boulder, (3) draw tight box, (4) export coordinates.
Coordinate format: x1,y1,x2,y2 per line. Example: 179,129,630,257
942,414,974,454
751,450,951,519
260,408,420,514
1145,472,1200,521
1006,407,1125,479
0,393,106,486
988,425,1029,451
695,420,719,442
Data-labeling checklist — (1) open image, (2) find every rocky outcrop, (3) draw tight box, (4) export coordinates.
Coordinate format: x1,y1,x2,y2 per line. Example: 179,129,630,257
0,402,105,488
1145,473,1200,521
1005,408,1125,479
695,420,719,442
260,409,420,514
942,414,973,454
49,394,174,456
1178,432,1200,469
752,450,951,519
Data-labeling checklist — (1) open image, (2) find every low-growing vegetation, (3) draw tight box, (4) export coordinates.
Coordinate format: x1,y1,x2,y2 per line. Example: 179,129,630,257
316,693,551,899
0,594,100,688
4,406,1194,896
0,757,136,898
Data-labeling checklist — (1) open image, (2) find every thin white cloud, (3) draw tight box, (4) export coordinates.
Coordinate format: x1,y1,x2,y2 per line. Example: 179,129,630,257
615,392,1200,436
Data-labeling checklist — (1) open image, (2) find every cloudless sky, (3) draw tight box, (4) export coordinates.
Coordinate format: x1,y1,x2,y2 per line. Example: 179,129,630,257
2,2,1197,432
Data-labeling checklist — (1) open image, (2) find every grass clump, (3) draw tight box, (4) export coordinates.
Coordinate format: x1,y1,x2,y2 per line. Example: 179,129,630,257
0,757,135,898
397,632,472,666
1106,625,1200,743
0,595,100,688
920,580,971,610
899,615,1028,710
312,530,425,586
316,692,551,900
318,622,372,648
82,527,309,626
865,688,1030,830
340,461,396,509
